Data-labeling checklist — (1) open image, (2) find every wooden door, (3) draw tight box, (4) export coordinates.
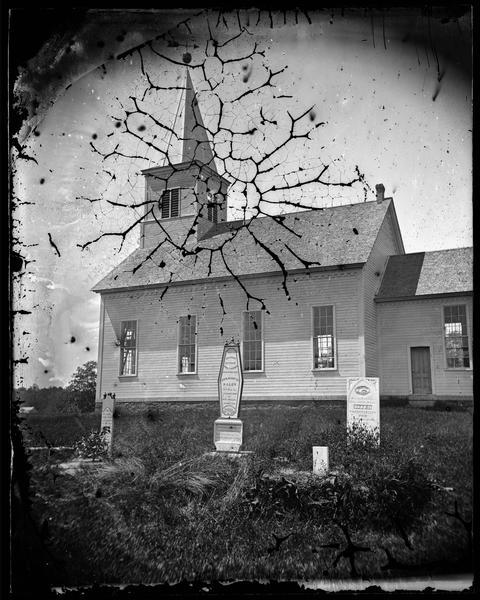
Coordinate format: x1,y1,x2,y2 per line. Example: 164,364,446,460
410,347,432,395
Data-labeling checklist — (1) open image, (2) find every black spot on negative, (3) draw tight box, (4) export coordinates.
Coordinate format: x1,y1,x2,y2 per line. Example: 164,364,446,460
70,336,76,343
352,228,359,234
137,125,146,132
40,178,45,184
11,252,23,272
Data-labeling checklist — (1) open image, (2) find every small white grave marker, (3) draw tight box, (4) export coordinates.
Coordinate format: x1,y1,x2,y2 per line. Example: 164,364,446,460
313,446,329,475
100,394,115,455
347,377,380,442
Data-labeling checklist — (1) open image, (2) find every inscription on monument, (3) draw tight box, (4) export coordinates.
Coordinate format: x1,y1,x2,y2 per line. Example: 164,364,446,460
215,342,244,452
346,377,380,441
218,344,243,419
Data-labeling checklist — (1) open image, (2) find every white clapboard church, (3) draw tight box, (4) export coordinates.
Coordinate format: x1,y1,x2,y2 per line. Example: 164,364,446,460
93,72,473,409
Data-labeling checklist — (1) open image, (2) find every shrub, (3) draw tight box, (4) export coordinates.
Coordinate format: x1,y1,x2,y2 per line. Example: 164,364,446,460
346,420,380,448
21,413,101,447
97,456,217,499
241,424,434,538
73,428,109,461
25,405,472,584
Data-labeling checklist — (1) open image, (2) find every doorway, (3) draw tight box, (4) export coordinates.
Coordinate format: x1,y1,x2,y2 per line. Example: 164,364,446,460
410,346,432,395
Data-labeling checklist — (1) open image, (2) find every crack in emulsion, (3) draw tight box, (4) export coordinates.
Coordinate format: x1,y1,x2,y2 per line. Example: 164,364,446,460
75,11,365,313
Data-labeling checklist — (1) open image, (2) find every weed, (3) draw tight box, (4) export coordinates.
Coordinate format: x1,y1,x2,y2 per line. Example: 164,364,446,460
73,429,109,461
25,404,472,585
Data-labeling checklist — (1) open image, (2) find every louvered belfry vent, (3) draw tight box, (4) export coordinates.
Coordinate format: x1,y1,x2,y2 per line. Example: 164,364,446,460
160,188,180,219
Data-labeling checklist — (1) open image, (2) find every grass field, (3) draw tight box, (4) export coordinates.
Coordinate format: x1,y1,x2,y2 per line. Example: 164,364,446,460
19,403,473,586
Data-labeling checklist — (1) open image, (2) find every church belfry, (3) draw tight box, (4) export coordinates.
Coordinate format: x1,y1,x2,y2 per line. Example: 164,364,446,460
139,70,230,249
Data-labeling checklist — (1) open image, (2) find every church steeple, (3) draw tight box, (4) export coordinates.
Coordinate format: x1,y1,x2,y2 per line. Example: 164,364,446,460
180,70,217,172
139,69,230,250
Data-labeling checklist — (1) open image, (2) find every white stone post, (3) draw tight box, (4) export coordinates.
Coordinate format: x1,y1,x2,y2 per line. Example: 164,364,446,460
313,446,329,475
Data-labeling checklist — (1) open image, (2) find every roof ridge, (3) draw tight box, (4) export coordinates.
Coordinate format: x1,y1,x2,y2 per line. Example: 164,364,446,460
400,246,473,256
222,199,386,226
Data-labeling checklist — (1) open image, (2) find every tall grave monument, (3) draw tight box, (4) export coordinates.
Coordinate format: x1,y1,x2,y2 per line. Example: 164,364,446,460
214,341,244,452
100,392,115,455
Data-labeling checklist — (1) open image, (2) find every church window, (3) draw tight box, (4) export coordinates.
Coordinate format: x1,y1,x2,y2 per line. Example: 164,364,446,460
444,305,470,368
313,306,335,369
178,315,197,373
242,311,263,371
119,320,137,376
160,188,180,219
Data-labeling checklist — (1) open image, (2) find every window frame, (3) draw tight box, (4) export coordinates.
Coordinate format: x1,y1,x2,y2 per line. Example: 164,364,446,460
118,319,138,377
158,187,181,220
311,305,337,371
177,314,198,375
241,310,264,373
442,303,472,370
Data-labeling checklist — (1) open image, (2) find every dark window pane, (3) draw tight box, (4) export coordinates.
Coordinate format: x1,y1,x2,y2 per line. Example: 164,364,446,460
243,311,263,371
313,306,335,368
444,305,470,368
178,316,196,372
120,321,137,375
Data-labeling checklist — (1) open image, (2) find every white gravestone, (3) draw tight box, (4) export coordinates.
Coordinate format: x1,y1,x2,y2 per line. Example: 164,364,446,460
100,394,115,455
346,377,380,442
214,343,244,452
313,446,329,475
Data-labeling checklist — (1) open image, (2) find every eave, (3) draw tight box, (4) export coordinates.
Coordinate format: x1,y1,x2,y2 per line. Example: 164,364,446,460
374,290,473,303
93,262,365,295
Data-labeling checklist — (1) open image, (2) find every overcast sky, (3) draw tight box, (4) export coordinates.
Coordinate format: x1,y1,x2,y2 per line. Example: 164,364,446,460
12,8,472,388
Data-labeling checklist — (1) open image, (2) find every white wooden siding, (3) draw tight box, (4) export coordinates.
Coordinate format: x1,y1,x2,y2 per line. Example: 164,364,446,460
377,296,473,397
99,268,362,402
142,215,200,249
362,205,403,377
146,170,196,201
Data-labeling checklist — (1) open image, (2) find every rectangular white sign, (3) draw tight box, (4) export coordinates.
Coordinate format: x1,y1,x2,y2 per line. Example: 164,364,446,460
346,377,380,439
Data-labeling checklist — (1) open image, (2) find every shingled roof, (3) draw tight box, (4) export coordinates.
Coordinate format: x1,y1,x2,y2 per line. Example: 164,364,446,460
92,199,395,292
375,247,473,301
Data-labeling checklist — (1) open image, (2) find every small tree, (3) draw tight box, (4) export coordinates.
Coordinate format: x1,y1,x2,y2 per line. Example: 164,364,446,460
67,361,97,412
67,361,97,394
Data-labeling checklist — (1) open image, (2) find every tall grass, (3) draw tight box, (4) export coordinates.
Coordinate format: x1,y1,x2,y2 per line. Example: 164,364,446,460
25,404,472,585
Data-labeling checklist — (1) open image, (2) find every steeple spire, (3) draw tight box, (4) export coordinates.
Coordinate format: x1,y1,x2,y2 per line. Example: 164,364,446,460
181,69,217,172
